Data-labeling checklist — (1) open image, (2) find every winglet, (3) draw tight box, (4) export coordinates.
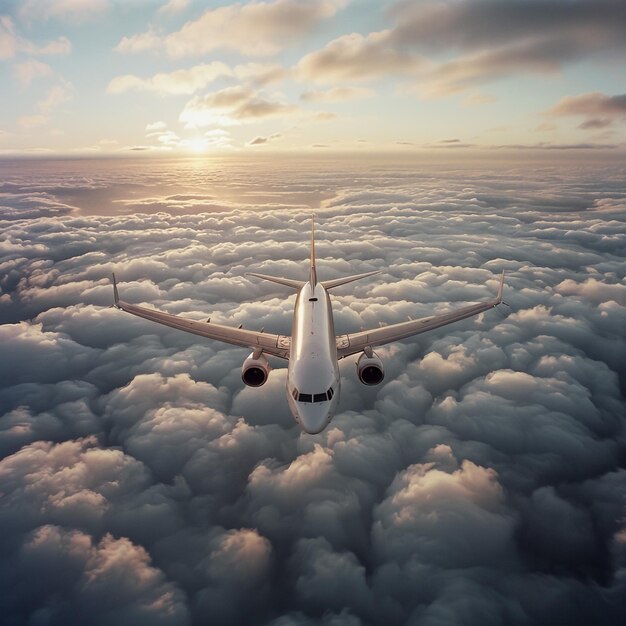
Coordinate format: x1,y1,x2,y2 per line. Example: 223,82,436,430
309,213,317,287
497,270,505,303
112,272,120,306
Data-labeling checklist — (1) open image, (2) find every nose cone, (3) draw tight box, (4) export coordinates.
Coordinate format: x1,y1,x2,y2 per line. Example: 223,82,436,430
297,404,331,434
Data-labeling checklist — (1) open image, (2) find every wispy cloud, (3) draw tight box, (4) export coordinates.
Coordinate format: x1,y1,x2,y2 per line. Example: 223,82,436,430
107,62,287,96
0,15,71,59
107,62,231,96
298,30,422,82
247,132,281,146
547,92,626,130
179,86,298,128
117,0,347,58
157,0,189,17
14,59,53,86
300,86,374,102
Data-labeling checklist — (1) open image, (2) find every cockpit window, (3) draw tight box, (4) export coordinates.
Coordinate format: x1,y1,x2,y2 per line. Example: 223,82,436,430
293,388,334,403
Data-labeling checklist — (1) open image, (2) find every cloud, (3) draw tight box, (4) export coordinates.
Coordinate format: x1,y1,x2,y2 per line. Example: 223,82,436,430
547,92,626,130
300,86,374,103
0,15,71,59
157,0,189,17
118,0,347,58
107,62,231,96
0,157,625,624
179,86,298,128
145,120,168,132
298,30,422,83
247,133,281,146
38,81,73,112
296,0,626,95
14,59,53,86
115,27,161,54
107,62,287,97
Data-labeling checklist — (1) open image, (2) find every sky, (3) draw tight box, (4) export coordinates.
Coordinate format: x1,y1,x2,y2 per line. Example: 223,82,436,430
1,0,626,156
0,155,625,624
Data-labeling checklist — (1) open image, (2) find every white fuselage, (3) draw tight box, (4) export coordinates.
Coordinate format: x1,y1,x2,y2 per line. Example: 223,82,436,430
286,281,340,433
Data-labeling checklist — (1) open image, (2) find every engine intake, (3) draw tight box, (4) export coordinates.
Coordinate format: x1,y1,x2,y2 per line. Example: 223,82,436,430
241,352,271,387
357,350,384,385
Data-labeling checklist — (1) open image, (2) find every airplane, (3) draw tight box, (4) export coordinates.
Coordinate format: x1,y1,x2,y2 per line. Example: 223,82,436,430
112,218,505,434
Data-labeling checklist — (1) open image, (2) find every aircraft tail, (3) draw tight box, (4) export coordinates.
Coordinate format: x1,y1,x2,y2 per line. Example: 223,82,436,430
112,272,120,305
309,214,317,287
249,216,380,291
497,270,505,303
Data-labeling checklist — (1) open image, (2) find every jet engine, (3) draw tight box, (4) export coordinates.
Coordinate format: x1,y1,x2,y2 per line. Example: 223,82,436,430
356,350,384,385
241,352,271,387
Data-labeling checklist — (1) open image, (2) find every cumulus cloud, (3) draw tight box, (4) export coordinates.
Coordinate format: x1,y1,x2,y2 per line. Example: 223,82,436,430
0,156,625,624
117,0,347,58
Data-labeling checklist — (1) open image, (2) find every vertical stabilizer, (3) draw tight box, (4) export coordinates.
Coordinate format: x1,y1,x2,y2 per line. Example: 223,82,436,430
112,272,120,305
309,214,317,286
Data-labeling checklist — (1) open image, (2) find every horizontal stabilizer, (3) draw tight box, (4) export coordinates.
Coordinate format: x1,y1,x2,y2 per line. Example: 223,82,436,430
247,272,306,290
321,270,381,290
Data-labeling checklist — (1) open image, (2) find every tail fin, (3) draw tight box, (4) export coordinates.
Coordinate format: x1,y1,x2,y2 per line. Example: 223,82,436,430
112,272,120,305
310,214,317,287
497,270,505,303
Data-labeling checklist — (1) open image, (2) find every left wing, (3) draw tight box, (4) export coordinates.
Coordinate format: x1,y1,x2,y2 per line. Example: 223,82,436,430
336,271,505,358
112,274,290,359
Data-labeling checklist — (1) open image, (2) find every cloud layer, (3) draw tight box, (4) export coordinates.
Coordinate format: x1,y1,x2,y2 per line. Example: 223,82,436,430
1,155,625,625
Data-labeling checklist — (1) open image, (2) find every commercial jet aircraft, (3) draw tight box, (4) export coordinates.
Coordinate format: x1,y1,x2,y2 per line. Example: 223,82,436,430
112,220,505,434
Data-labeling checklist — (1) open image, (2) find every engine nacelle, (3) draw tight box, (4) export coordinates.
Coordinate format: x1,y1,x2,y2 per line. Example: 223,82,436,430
241,352,271,387
356,350,385,385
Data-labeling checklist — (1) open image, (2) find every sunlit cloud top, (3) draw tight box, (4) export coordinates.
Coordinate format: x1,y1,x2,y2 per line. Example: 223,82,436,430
1,0,626,156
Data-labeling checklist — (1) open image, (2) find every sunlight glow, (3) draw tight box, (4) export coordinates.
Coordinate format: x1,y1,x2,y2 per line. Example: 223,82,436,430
181,137,210,153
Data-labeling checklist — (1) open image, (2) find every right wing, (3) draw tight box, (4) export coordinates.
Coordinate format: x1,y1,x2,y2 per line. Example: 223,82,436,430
112,275,290,359
336,271,505,359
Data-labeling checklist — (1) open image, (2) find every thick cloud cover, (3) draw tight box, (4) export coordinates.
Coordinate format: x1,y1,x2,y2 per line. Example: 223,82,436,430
1,155,625,625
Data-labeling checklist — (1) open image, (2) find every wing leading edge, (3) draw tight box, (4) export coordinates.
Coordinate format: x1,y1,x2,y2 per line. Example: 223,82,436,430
112,274,290,359
336,271,505,358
